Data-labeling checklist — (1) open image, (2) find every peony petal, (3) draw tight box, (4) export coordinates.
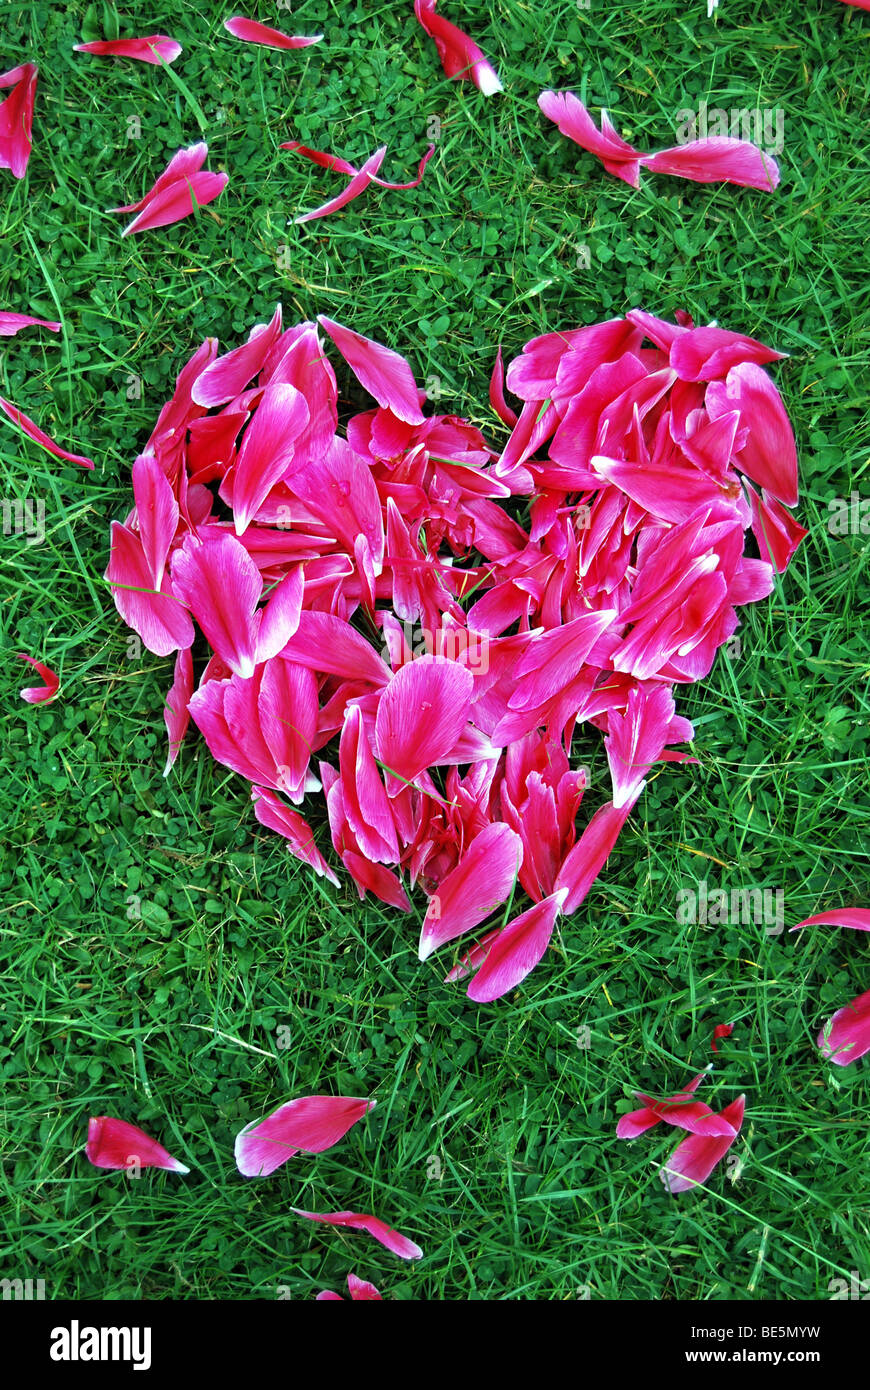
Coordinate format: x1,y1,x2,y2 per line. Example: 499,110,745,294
73,36,182,64
660,1095,745,1194
163,647,194,776
252,786,339,884
16,652,60,704
414,0,502,94
86,1116,189,1173
224,17,323,49
791,908,870,934
375,655,473,788
418,822,523,960
465,890,567,1003
318,314,425,425
0,394,94,468
235,1095,375,1177
0,311,60,336
818,989,870,1067
121,169,228,235
291,1208,423,1260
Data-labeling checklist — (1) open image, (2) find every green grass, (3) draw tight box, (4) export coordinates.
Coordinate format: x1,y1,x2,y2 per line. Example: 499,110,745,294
1,0,868,1301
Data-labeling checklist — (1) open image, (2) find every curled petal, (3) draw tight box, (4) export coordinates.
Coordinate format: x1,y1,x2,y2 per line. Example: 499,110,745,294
224,17,323,49
16,653,60,703
73,36,182,64
291,1208,423,1260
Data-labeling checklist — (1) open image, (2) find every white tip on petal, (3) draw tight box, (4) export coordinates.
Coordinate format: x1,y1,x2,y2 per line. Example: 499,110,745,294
476,66,503,96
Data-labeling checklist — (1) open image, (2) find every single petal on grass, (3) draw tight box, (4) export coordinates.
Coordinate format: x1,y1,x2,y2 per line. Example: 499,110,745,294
641,138,780,191
224,17,323,49
418,822,524,960
818,989,870,1067
414,0,502,94
73,36,182,64
538,90,641,186
375,655,474,787
16,653,59,704
790,908,870,933
291,145,387,224
0,311,60,336
121,169,228,236
235,1096,375,1176
291,1208,423,1260
0,62,37,179
163,647,194,776
660,1094,745,1194
711,1023,734,1053
252,786,340,884
318,314,425,424
279,140,359,177
465,890,567,1003
109,142,208,214
0,394,94,468
86,1116,189,1173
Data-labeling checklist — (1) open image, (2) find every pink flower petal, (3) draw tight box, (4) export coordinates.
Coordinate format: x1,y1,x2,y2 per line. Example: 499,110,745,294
0,394,94,468
819,989,870,1067
418,822,523,960
0,63,37,179
291,146,387,224
0,311,60,336
291,1208,423,1260
235,1096,375,1177
375,655,474,788
73,36,182,64
252,786,340,884
16,653,60,704
660,1095,745,1194
86,1116,189,1173
318,314,425,425
465,890,567,1003
224,17,323,49
414,0,502,94
121,169,228,236
642,138,780,191
791,908,870,934
163,647,194,776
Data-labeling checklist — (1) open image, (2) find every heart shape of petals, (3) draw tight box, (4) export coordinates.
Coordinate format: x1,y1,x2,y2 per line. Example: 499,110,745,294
107,305,804,1003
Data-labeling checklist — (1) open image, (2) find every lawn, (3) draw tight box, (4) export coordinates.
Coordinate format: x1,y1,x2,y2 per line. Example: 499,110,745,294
1,0,868,1301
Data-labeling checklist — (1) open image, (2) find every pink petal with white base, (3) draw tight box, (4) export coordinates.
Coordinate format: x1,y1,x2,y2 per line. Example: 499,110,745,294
86,1116,189,1173
224,17,323,49
291,1207,423,1260
235,1095,375,1176
16,653,60,704
73,36,182,64
414,0,502,94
